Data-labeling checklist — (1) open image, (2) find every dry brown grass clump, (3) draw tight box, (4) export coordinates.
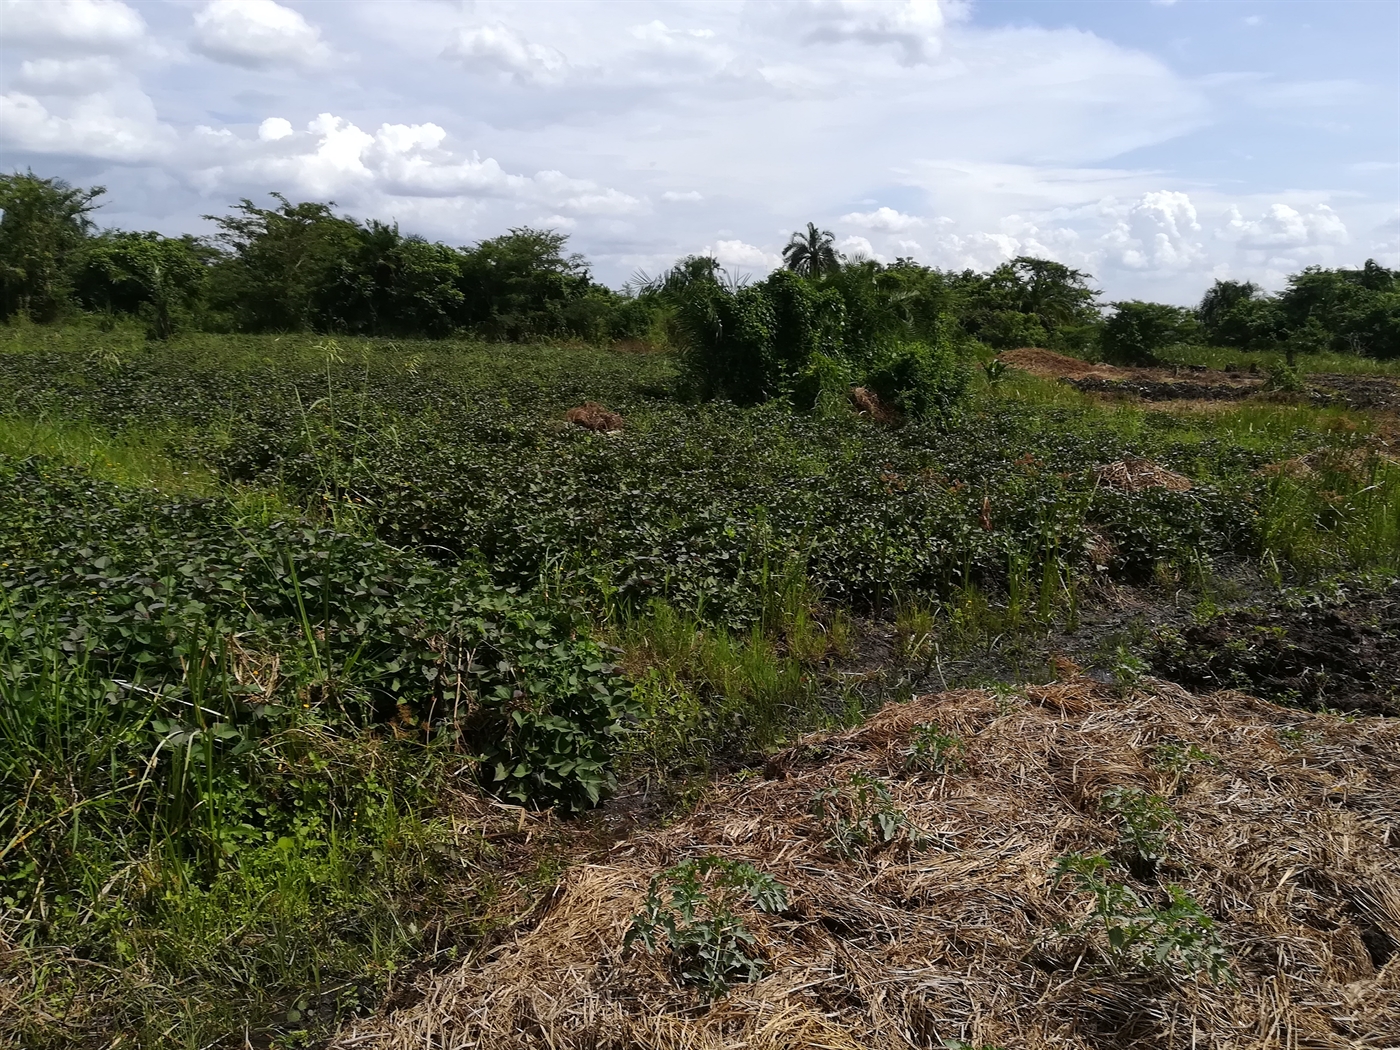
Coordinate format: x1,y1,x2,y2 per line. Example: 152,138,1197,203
999,348,1123,380
333,678,1400,1050
1096,456,1194,492
565,403,625,432
850,385,897,423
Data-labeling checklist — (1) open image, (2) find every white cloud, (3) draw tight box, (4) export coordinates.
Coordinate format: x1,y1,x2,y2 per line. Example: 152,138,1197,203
0,86,174,162
191,112,643,217
841,206,924,232
662,190,703,202
709,239,781,271
14,56,121,94
1221,203,1348,251
193,0,332,70
442,22,568,83
1101,190,1204,271
257,116,293,141
836,234,884,261
0,0,146,53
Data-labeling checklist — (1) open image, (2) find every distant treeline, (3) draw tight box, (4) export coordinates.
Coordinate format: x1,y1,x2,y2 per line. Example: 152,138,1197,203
1,171,1397,365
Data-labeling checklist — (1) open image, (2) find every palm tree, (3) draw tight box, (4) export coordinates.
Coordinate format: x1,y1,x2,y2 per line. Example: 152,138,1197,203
782,222,840,277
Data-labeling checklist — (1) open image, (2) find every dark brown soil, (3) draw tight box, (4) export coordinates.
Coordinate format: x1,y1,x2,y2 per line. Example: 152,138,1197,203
1151,583,1400,716
1310,374,1400,413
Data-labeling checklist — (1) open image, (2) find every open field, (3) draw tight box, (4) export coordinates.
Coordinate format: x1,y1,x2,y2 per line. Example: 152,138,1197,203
1,325,1397,1049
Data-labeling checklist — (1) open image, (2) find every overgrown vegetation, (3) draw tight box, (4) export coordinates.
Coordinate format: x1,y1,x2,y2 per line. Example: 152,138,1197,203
2,168,1398,1049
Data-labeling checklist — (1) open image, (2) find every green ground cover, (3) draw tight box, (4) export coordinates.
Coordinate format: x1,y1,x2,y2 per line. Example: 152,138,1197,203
1,325,1397,1048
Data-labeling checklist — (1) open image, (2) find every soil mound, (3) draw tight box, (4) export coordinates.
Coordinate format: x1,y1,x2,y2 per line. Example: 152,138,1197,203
1153,583,1400,716
999,348,1120,380
565,403,625,432
333,680,1400,1050
1095,457,1193,492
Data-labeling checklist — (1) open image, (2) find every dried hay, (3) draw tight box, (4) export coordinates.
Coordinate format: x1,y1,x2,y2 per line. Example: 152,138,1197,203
1095,457,1194,492
999,348,1122,381
333,679,1400,1050
565,403,625,433
850,386,897,424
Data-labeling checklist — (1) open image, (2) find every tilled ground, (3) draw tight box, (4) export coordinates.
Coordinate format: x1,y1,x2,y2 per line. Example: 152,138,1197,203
1152,583,1400,717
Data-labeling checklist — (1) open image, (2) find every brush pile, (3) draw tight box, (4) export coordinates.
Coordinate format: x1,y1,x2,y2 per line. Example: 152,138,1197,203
334,677,1399,1049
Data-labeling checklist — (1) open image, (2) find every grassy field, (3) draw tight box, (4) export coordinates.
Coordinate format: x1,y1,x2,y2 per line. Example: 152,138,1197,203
1,323,1397,1048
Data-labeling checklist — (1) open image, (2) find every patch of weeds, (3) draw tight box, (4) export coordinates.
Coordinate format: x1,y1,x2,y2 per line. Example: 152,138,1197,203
1150,742,1218,776
1052,853,1231,984
903,722,966,774
625,856,787,997
810,771,930,857
1108,644,1149,695
1277,725,1323,749
1099,786,1178,868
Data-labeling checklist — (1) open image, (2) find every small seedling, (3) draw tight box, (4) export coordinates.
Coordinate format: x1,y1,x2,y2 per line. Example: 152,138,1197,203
1150,742,1217,777
1052,853,1230,984
1109,644,1149,695
811,771,929,857
625,856,787,997
1099,785,1178,864
981,358,1010,386
904,722,965,774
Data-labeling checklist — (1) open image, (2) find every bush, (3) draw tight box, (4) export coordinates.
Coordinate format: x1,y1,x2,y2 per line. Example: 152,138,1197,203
1101,301,1199,365
865,339,968,421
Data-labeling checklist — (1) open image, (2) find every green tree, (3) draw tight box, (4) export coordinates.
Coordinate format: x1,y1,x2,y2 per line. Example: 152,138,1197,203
317,221,465,336
74,231,212,338
0,171,104,321
782,222,840,277
457,227,593,340
1101,301,1198,365
204,194,363,332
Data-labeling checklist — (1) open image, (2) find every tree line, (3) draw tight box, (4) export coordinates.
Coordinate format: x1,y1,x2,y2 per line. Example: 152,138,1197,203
2,171,1397,371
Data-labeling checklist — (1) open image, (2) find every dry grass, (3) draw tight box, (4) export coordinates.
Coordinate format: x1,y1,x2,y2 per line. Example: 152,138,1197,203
565,403,626,432
1095,457,1194,492
332,678,1400,1050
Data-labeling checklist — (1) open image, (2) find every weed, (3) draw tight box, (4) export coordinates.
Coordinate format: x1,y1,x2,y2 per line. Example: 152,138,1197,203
624,855,787,997
903,722,966,774
810,771,930,857
1052,853,1231,983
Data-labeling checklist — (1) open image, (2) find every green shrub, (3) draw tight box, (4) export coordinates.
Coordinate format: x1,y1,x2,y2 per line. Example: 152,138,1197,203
865,339,969,421
1101,301,1199,365
1052,853,1230,983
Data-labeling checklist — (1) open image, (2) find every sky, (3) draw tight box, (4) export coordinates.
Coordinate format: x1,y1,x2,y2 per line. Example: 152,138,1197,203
2,0,1397,303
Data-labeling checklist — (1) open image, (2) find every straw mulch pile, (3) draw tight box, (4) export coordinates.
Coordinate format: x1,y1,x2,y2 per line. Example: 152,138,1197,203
1096,457,1194,492
334,677,1400,1050
565,403,625,432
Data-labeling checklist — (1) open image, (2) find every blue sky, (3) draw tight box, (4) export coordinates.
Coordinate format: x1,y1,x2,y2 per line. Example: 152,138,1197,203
2,0,1396,303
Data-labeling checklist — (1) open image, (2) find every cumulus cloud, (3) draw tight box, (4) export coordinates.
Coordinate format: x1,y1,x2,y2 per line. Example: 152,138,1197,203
193,0,332,70
1220,203,1348,251
836,234,884,261
841,206,924,232
0,86,174,162
708,239,781,271
1101,190,1204,271
193,112,643,216
442,22,568,83
0,0,146,54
